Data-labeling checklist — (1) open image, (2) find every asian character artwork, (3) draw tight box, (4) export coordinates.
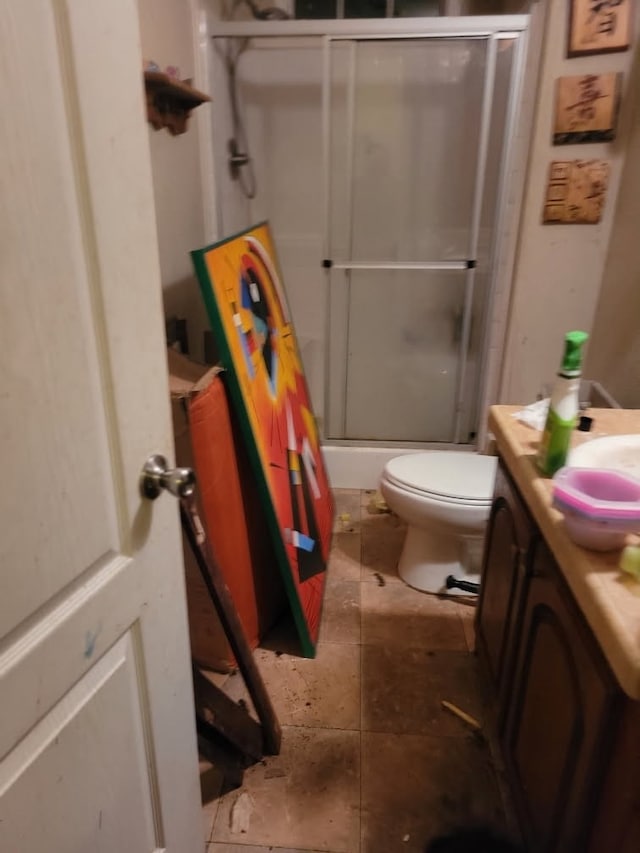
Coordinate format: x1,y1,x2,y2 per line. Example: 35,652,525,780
543,160,610,224
553,73,622,144
192,223,334,657
568,0,632,56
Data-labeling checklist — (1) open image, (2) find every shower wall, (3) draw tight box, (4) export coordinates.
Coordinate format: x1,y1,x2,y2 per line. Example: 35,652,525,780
211,38,328,423
209,28,518,443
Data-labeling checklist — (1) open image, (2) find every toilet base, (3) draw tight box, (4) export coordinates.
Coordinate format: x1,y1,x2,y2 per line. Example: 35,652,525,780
397,525,481,596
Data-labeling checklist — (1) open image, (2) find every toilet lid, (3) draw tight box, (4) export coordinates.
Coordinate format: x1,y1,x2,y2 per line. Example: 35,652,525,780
384,452,497,503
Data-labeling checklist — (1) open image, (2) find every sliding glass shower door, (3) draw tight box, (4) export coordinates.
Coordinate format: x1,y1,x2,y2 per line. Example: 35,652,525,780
324,34,518,443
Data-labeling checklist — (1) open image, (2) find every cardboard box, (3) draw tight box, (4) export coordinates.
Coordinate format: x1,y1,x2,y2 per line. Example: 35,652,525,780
168,349,285,672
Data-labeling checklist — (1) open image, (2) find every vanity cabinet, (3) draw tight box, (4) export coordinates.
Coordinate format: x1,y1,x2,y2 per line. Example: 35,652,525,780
588,698,640,853
477,459,636,853
476,462,533,730
503,536,617,851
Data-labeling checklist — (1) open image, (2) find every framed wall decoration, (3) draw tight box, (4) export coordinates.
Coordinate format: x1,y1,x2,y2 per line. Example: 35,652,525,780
568,0,633,56
191,223,334,658
543,160,610,224
553,73,622,144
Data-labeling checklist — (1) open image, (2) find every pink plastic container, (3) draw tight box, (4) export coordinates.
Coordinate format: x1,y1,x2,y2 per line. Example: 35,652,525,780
552,467,640,551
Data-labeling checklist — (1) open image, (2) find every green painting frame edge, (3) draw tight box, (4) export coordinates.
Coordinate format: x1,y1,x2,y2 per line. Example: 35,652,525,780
190,226,319,659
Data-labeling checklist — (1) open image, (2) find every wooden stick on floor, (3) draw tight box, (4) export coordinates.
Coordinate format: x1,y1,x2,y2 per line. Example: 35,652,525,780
192,663,263,762
180,497,282,755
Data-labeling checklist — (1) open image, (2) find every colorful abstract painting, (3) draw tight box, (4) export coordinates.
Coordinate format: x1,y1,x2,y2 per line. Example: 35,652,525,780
191,223,334,657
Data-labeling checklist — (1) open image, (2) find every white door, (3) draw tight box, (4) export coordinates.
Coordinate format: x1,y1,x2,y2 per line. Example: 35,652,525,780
0,2,203,851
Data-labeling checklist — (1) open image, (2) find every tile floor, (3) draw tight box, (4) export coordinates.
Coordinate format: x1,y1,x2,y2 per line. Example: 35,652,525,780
201,490,512,853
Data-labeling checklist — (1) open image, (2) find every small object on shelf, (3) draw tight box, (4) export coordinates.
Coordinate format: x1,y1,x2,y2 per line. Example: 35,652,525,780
143,60,210,136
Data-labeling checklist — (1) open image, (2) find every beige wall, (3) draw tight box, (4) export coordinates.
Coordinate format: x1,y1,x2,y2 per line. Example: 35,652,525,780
137,0,210,362
585,51,640,408
137,0,640,402
500,0,640,404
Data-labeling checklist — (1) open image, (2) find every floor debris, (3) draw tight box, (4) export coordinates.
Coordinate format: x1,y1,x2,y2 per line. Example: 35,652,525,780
367,491,390,515
338,512,356,532
441,700,482,732
204,488,505,848
265,766,287,779
230,791,253,834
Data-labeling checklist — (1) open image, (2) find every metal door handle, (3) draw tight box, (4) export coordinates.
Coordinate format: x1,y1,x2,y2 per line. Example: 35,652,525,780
140,454,196,500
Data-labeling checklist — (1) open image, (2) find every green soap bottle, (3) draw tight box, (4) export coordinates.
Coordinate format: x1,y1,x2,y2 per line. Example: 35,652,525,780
537,330,589,477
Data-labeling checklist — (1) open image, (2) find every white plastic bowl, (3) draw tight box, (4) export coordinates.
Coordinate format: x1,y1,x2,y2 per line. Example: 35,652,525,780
552,466,640,551
560,509,633,551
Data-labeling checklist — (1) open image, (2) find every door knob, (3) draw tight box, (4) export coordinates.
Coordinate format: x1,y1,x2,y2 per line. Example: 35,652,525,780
140,454,196,500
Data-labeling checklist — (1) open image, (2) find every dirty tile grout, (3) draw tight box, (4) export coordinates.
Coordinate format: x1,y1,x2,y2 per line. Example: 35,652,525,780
201,488,510,853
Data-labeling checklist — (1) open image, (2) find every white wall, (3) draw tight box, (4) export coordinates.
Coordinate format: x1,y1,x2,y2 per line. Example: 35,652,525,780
208,35,328,419
585,50,640,408
137,0,211,362
152,0,640,411
499,0,640,404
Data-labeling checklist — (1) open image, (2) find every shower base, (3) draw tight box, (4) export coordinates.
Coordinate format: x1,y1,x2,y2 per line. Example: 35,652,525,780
322,443,470,490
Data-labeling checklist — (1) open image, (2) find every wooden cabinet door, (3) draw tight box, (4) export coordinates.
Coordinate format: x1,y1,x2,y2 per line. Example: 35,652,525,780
588,700,640,853
504,538,617,852
476,462,531,724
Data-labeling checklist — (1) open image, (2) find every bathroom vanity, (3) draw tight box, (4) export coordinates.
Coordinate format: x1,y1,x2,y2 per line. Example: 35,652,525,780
476,406,640,853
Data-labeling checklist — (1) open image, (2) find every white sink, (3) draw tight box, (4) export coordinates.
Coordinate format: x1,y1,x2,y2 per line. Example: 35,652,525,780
568,434,640,480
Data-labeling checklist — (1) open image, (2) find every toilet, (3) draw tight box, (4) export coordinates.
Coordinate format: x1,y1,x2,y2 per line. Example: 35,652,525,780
379,451,497,594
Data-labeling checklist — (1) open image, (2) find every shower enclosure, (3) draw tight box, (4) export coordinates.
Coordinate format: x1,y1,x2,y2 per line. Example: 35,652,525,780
208,14,529,483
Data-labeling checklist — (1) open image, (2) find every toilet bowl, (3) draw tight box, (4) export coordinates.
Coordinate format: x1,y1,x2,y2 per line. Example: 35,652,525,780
379,451,497,594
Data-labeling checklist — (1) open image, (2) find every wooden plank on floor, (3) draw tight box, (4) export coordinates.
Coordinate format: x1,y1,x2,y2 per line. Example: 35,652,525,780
193,664,263,762
181,497,282,755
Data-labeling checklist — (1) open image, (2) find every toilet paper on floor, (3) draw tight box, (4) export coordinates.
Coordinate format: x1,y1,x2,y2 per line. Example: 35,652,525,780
512,398,549,431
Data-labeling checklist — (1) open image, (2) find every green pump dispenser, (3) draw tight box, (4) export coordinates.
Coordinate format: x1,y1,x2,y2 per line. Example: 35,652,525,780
559,330,589,376
537,330,589,476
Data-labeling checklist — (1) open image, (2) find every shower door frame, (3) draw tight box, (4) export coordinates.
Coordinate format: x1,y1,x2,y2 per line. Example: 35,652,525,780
209,14,530,450
321,24,528,446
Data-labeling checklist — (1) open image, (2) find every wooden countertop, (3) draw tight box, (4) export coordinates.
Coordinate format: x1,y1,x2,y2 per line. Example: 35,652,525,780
489,405,640,699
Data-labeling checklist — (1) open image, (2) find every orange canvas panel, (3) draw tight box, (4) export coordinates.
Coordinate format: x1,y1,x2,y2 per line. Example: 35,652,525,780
188,374,284,652
192,223,334,657
169,348,284,671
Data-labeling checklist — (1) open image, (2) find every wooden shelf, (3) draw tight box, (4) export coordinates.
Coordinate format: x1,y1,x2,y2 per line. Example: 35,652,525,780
144,71,210,136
